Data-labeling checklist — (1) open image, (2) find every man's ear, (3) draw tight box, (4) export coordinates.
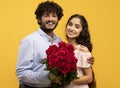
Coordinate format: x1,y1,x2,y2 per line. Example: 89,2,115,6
38,19,41,25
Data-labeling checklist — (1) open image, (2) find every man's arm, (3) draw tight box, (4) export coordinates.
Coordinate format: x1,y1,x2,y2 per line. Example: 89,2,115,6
87,56,94,65
16,40,49,84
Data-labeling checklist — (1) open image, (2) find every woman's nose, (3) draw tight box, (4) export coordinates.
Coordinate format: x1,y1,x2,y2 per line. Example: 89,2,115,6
70,26,74,30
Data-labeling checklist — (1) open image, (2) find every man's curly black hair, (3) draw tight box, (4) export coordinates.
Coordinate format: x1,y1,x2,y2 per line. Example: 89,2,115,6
35,1,63,24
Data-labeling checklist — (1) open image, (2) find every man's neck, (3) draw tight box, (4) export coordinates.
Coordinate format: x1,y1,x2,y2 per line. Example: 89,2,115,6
40,27,54,38
46,32,54,39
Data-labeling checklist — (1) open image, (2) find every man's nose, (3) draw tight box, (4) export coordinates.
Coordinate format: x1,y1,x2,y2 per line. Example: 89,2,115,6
48,16,54,20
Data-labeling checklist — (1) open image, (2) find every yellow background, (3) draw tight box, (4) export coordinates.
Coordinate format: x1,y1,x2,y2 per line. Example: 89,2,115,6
0,0,120,88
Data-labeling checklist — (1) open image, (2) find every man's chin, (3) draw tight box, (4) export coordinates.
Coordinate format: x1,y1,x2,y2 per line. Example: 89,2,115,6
41,28,54,33
46,26,55,29
41,25,57,33
46,26,57,30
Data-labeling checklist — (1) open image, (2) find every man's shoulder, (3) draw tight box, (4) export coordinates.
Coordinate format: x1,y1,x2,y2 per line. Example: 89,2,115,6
21,31,39,42
55,36,62,41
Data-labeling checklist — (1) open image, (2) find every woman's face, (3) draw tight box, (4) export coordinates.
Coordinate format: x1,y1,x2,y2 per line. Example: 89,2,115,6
66,17,82,39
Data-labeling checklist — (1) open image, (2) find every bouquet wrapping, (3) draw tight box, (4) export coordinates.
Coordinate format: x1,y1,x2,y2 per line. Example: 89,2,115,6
41,41,78,88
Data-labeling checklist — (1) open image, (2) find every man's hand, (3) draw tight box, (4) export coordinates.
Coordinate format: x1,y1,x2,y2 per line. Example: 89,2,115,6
87,57,94,65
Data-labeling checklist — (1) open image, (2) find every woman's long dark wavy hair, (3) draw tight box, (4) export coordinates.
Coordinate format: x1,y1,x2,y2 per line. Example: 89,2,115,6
66,14,96,88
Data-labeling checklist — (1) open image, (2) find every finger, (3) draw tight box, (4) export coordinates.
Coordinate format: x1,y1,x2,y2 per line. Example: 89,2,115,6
87,61,93,65
87,59,94,65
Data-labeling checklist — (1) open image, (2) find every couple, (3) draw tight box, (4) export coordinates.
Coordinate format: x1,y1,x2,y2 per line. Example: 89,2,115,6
16,1,96,88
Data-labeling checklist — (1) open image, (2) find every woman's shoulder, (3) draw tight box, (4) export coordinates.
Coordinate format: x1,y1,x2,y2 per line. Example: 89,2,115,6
78,45,89,52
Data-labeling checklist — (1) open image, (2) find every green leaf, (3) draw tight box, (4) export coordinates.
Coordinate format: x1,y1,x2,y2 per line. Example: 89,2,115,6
44,68,49,71
49,72,56,81
40,58,47,64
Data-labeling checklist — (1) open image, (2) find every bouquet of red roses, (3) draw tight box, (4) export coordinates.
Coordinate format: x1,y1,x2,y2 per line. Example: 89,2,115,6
41,41,78,88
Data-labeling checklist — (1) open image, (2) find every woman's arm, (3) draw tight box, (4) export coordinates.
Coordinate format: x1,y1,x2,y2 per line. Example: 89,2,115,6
72,67,93,85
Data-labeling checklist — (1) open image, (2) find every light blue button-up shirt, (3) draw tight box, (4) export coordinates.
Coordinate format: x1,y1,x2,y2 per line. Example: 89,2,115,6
16,28,61,87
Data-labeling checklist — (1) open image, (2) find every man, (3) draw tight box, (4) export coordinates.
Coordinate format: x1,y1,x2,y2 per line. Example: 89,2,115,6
16,1,94,88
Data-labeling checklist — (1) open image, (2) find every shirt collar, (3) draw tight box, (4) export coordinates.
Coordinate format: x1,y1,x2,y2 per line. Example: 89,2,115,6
37,28,57,41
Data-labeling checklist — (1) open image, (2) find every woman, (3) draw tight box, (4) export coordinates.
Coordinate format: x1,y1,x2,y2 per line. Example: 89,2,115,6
65,14,96,88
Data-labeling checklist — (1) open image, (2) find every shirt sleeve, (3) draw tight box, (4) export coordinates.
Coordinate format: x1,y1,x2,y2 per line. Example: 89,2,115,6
16,39,49,84
77,51,92,68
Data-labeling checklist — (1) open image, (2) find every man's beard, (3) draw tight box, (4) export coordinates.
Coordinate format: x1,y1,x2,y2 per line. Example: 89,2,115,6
40,26,54,33
40,21,58,33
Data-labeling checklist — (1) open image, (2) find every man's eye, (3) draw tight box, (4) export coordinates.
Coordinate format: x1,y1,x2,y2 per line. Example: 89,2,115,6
53,15,57,17
44,15,48,17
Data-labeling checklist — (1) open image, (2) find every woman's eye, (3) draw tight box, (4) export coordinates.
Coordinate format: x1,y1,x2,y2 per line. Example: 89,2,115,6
76,26,80,29
75,24,81,29
68,22,72,26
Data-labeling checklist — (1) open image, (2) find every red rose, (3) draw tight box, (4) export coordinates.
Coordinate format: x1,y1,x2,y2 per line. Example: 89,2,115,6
46,42,78,74
41,41,78,88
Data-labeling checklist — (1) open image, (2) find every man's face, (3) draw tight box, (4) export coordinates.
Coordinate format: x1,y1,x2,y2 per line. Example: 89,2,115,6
40,12,59,32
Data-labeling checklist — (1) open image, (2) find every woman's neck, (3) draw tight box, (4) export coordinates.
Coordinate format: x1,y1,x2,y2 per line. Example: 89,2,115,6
68,38,78,47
